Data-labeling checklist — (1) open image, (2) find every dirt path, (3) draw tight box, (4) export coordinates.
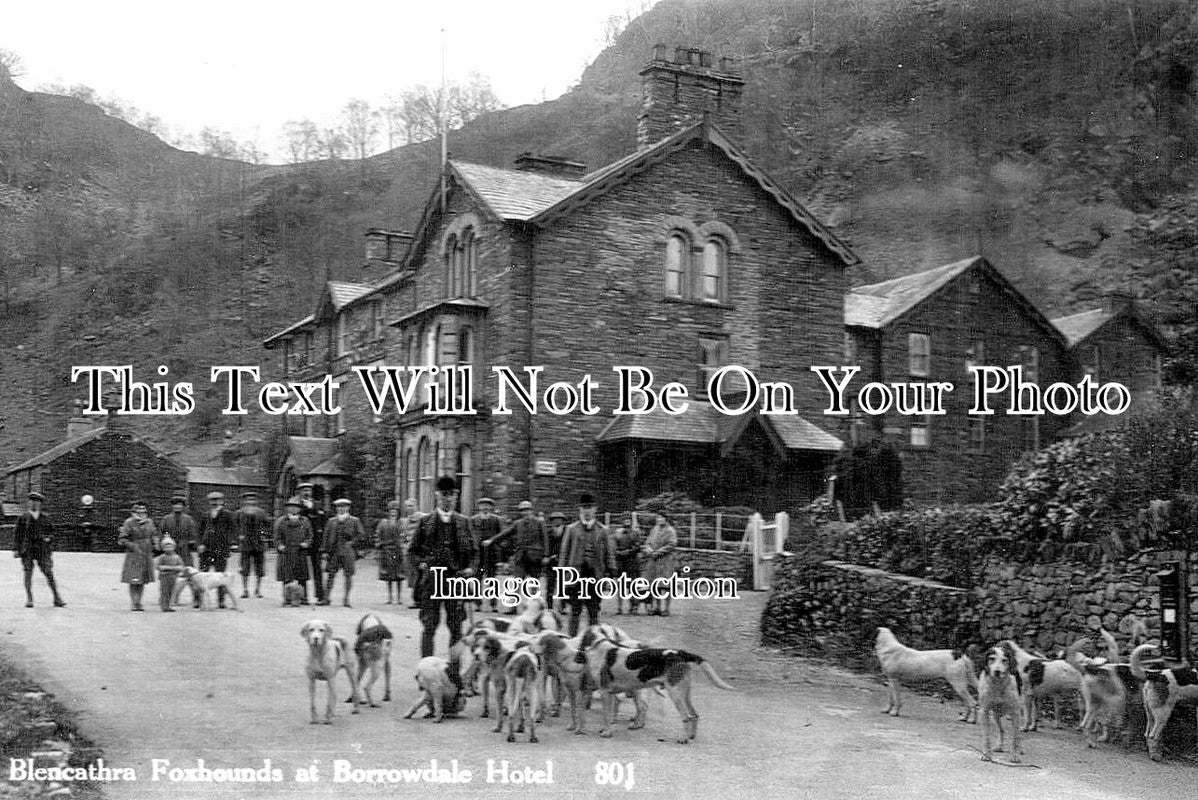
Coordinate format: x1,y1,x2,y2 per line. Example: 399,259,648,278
0,553,1191,799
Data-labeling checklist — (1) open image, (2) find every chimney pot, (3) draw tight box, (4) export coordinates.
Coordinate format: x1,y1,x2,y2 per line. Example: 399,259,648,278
699,51,712,68
674,47,688,64
652,43,668,61
638,44,745,148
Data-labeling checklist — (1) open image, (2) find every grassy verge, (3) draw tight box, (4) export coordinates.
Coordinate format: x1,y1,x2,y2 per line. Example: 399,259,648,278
0,649,105,799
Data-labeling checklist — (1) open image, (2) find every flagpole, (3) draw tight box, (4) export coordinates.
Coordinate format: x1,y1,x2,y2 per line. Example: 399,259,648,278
439,26,448,215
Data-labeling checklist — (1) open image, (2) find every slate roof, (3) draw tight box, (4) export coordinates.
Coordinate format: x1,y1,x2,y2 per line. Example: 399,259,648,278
845,257,980,329
328,282,372,309
1051,309,1111,347
5,426,109,474
450,162,583,221
596,402,842,452
284,437,346,478
263,315,315,348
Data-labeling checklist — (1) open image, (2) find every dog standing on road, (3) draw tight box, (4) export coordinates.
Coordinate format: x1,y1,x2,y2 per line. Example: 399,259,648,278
505,647,542,743
978,643,1023,763
1001,639,1081,731
874,627,977,723
181,567,241,611
1131,642,1197,761
300,619,361,724
353,613,393,707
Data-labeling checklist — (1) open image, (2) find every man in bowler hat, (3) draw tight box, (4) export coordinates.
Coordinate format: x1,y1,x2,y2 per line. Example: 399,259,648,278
13,492,65,608
558,492,616,636
408,476,477,658
297,483,328,604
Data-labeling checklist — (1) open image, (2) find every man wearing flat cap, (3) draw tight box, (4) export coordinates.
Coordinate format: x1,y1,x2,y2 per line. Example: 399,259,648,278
274,497,312,605
296,483,328,604
546,511,568,611
197,491,235,608
559,492,616,636
470,497,505,612
234,492,270,599
408,476,478,657
322,498,364,607
486,499,549,612
13,492,65,608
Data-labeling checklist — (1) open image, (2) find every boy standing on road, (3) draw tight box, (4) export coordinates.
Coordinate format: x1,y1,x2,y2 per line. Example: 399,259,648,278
13,491,65,609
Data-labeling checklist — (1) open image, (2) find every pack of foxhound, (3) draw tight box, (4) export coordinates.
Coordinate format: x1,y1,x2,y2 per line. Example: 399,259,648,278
875,621,1198,763
298,596,736,745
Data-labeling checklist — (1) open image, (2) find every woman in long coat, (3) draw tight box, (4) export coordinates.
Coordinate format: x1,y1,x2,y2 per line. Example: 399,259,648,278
375,500,405,604
118,500,157,611
641,513,679,616
274,497,313,605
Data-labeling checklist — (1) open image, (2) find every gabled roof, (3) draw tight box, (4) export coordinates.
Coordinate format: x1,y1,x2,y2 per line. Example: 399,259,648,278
4,427,182,476
845,257,980,328
845,256,1067,345
1051,305,1170,352
263,314,315,348
400,120,859,272
596,401,842,453
284,436,345,478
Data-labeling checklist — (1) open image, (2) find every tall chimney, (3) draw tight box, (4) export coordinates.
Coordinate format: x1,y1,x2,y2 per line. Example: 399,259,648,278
66,399,95,439
637,44,744,148
364,228,414,269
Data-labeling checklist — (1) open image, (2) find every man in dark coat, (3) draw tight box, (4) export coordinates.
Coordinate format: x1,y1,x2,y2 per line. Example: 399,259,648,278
470,497,504,612
408,476,477,658
322,498,364,608
197,491,235,608
485,500,549,613
558,493,616,636
297,483,327,604
159,494,198,605
234,491,271,599
274,497,312,605
545,510,568,611
13,492,65,608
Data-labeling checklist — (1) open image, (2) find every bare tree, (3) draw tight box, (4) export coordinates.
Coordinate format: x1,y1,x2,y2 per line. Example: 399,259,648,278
318,126,347,160
281,118,321,163
0,48,24,80
341,98,380,161
380,96,405,150
199,127,241,159
392,73,506,145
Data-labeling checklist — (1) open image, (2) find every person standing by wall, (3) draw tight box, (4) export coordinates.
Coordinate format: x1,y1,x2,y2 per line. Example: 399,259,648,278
274,497,312,605
408,476,477,658
322,498,364,608
197,491,235,609
642,513,679,616
559,493,616,636
375,500,405,604
234,492,270,599
118,500,157,611
13,491,65,608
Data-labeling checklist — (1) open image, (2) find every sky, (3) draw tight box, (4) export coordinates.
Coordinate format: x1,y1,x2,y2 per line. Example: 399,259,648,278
3,0,659,161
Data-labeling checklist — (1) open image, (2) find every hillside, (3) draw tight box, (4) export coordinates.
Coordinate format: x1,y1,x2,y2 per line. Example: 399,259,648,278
2,0,1197,468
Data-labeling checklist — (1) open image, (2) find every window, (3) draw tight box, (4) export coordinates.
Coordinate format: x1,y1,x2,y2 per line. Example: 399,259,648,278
849,409,867,446
665,234,688,298
418,437,434,511
908,333,930,377
405,448,417,506
457,445,473,514
968,417,985,453
1082,344,1100,381
965,340,984,372
371,302,384,341
700,239,727,303
457,326,474,365
697,336,729,397
302,332,313,367
336,315,349,357
445,228,477,298
1021,417,1040,452
910,416,930,448
1019,345,1039,383
282,340,293,376
844,332,857,364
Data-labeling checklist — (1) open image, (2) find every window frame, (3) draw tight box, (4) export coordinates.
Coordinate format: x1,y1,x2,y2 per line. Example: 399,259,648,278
908,333,931,377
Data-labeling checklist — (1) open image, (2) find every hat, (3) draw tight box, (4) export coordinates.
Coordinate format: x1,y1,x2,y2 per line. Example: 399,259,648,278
296,482,314,490
549,511,567,520
160,535,176,548
333,498,351,506
27,491,44,502
241,491,259,500
478,497,495,506
206,491,225,501
131,499,147,508
435,475,458,493
284,496,303,508
170,494,187,505
387,500,402,511
517,500,533,511
578,492,596,507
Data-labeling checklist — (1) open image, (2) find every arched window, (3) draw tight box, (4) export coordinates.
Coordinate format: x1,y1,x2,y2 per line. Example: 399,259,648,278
460,229,476,297
417,437,434,511
405,447,416,505
665,233,688,298
457,445,473,514
445,233,459,297
701,238,727,303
